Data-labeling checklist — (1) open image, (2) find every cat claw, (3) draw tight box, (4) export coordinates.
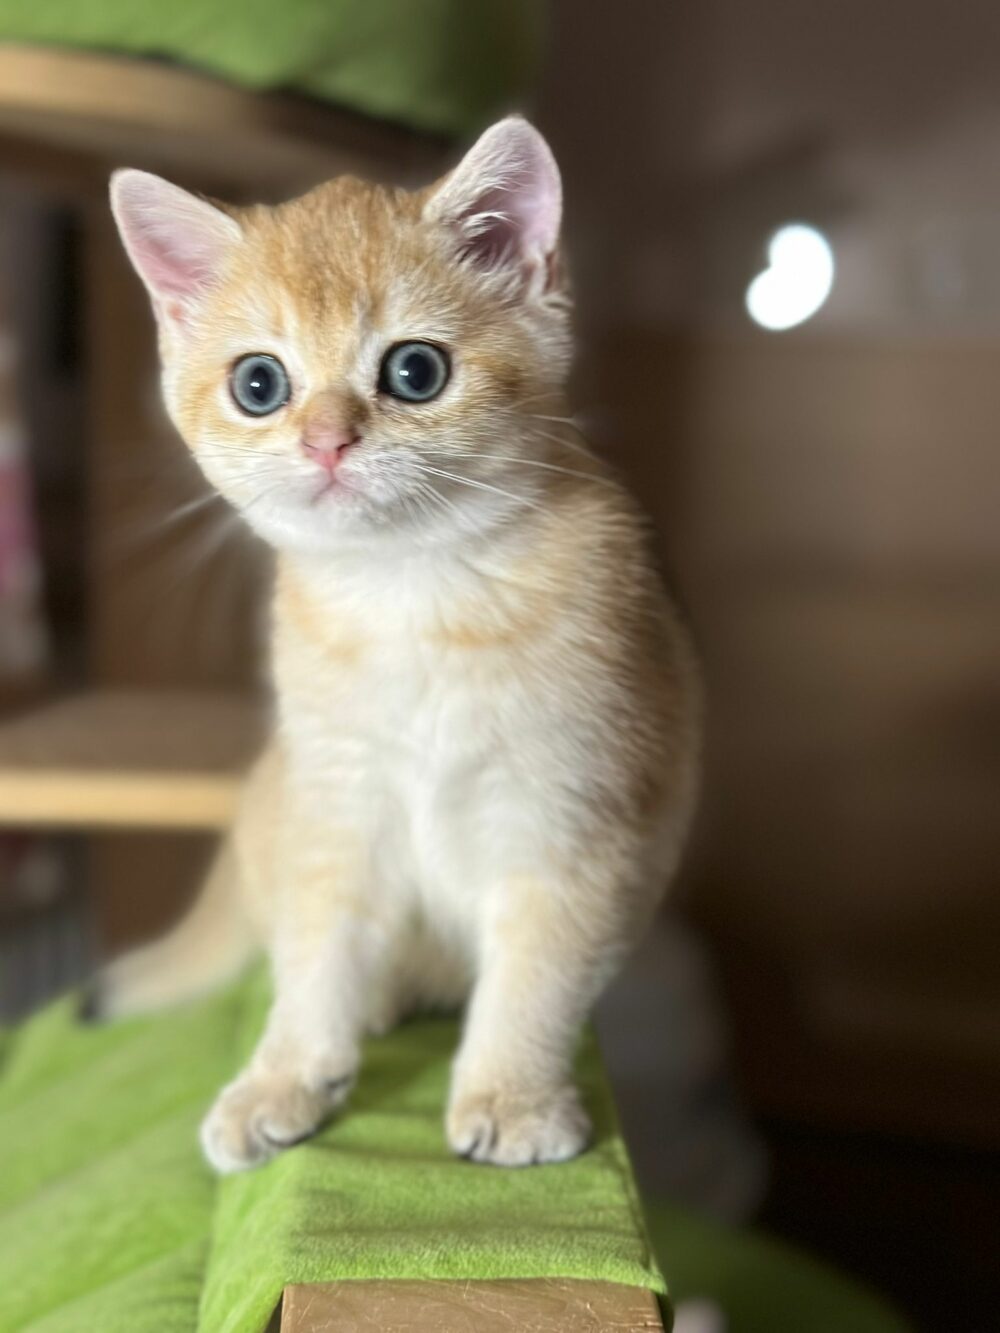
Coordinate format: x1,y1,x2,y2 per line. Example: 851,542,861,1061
447,1084,590,1167
200,1067,355,1173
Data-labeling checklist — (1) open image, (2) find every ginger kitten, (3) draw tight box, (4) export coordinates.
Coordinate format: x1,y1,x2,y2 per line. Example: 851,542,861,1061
102,118,702,1172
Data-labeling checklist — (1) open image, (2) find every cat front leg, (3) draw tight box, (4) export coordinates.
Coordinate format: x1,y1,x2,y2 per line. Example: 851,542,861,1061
447,871,626,1167
200,828,390,1173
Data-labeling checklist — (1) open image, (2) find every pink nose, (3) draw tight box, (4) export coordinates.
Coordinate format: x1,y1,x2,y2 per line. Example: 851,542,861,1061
301,429,359,474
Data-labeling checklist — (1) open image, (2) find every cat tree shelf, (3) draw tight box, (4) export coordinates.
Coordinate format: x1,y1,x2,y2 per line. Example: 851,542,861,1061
279,1279,664,1332
0,45,443,194
0,689,262,831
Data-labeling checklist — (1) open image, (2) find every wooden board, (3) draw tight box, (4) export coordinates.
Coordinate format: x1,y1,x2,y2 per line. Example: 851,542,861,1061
0,45,445,194
0,689,264,830
280,1279,665,1332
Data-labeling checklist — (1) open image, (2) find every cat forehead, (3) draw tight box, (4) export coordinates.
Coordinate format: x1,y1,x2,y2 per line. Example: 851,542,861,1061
229,179,454,326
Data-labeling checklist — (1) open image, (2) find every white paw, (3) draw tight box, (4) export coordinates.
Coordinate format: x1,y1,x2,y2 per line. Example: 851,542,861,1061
447,1084,591,1167
200,1067,354,1173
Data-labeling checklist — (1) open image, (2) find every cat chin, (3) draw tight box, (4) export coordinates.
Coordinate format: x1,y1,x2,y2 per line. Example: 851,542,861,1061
233,486,502,557
231,489,428,554
236,495,377,553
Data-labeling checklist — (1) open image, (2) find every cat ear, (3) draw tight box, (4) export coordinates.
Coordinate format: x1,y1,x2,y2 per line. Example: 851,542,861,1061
109,169,242,322
426,117,562,291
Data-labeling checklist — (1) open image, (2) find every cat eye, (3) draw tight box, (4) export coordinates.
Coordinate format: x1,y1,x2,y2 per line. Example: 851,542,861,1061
378,342,450,403
230,354,291,417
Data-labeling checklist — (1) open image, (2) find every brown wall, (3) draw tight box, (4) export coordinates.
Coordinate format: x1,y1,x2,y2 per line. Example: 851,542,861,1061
589,331,1000,1137
536,0,1000,1141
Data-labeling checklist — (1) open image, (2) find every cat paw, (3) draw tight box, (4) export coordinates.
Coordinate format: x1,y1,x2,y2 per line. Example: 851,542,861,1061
446,1084,591,1167
200,1067,355,1173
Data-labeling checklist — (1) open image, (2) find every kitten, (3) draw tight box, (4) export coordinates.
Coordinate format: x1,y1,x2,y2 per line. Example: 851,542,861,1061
102,117,702,1173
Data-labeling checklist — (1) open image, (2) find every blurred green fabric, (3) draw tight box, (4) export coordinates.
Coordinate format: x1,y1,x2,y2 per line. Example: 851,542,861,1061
0,964,913,1332
0,968,663,1333
0,0,544,135
648,1200,913,1333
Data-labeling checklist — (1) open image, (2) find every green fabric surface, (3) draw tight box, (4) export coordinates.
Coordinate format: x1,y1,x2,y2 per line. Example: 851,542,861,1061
0,0,544,136
647,1199,913,1333
0,966,913,1333
0,968,663,1333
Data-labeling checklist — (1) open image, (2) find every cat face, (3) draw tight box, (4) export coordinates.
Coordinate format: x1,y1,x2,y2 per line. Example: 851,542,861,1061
111,119,572,554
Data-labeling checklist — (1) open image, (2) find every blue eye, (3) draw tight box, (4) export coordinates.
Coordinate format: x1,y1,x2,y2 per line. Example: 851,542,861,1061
379,342,450,403
230,354,290,416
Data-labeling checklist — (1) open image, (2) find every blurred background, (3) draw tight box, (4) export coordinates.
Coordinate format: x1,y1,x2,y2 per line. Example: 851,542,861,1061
0,3,995,1330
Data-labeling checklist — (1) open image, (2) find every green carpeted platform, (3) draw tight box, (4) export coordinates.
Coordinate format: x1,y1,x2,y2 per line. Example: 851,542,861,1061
0,0,543,136
0,969,663,1333
648,1200,913,1333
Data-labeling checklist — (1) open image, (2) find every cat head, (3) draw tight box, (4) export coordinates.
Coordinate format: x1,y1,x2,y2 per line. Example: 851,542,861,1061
111,117,573,554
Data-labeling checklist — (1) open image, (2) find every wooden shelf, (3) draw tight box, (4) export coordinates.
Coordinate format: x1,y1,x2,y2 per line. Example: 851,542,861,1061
280,1279,665,1332
0,689,264,831
0,45,446,194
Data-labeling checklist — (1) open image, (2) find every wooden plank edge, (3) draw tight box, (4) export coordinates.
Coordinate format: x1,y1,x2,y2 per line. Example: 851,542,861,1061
279,1277,666,1332
0,44,448,181
0,771,240,830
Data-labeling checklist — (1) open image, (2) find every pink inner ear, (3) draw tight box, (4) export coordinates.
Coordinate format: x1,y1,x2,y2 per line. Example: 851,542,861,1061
130,221,222,298
110,171,240,310
460,172,559,268
432,118,563,275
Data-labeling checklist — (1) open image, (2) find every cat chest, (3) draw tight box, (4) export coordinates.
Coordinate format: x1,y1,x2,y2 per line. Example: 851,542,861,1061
278,619,568,898
279,627,521,772
280,639,526,895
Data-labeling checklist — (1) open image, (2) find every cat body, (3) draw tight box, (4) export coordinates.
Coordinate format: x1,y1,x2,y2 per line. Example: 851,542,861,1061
103,118,701,1172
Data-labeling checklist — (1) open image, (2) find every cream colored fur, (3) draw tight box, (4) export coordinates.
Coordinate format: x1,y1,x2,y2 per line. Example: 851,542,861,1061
102,118,702,1172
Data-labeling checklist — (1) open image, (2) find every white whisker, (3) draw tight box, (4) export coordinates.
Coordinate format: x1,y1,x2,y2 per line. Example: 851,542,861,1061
241,478,295,515
419,449,615,489
528,420,603,463
195,445,288,461
406,462,546,515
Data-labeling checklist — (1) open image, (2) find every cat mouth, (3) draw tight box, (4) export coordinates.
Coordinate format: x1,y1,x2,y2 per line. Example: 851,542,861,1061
308,475,355,506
